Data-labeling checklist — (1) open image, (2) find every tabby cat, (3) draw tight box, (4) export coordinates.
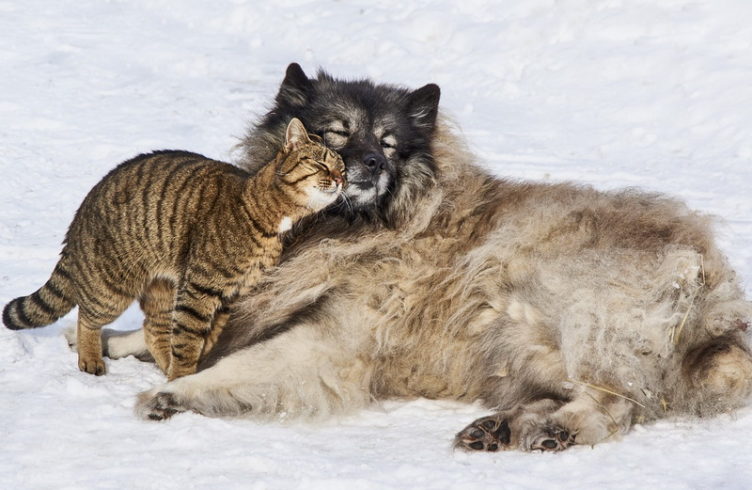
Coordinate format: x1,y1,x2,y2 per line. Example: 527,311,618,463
3,118,345,380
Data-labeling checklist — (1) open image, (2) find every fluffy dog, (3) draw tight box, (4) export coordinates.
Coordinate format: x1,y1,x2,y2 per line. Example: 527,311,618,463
108,64,752,451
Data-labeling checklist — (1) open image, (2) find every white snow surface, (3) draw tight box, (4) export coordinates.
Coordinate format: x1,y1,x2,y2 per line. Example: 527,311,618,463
2,1,752,488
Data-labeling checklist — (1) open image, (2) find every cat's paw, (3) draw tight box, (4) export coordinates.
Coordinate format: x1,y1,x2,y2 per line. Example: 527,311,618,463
78,354,106,376
136,388,186,421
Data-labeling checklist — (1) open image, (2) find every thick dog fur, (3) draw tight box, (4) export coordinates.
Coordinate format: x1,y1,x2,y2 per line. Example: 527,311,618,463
112,65,752,451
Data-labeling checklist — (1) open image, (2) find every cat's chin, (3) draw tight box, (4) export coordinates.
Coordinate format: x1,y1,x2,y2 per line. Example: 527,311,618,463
306,186,341,210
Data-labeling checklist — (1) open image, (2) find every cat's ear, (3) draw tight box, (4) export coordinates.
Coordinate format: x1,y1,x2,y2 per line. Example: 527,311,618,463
284,118,312,152
406,83,440,131
275,63,313,107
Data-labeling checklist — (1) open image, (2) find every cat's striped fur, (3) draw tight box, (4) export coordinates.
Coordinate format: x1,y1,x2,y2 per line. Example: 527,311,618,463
3,118,345,379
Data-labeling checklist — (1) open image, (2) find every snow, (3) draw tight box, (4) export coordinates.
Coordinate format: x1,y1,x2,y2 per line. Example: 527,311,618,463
2,0,752,488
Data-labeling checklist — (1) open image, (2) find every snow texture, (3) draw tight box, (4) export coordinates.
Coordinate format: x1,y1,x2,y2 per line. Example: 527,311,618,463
2,1,752,488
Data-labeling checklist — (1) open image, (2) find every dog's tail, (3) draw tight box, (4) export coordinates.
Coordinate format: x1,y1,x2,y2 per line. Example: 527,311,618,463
3,257,76,330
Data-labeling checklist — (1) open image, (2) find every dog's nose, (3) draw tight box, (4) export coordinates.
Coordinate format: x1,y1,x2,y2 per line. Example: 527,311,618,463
363,153,386,172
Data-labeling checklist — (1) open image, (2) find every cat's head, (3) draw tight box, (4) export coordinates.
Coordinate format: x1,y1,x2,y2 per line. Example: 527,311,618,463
275,118,346,211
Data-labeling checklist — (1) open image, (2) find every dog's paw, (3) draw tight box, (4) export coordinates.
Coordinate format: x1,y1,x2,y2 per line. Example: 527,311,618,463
135,389,186,421
454,414,512,452
525,424,575,452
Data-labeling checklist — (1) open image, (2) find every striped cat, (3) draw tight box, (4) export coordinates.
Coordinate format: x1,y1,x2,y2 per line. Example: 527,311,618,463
3,118,345,380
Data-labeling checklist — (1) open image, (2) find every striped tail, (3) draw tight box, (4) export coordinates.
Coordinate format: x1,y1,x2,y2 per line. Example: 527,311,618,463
3,259,76,330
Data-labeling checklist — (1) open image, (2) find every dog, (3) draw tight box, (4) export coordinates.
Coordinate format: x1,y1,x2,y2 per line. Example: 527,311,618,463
99,63,752,451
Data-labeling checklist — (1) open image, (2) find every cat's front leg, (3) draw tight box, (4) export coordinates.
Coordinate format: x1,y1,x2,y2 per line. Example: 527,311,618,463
201,303,230,358
168,281,224,380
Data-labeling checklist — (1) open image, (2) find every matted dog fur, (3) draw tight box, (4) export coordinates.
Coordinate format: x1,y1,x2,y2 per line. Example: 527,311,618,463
101,64,752,452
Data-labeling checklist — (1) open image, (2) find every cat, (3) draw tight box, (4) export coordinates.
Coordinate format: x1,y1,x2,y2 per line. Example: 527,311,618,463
3,118,345,380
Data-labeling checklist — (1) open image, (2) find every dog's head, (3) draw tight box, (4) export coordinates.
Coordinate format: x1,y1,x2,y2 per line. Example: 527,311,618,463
242,63,441,223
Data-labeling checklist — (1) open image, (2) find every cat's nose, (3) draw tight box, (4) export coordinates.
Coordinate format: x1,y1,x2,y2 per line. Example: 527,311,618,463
332,170,345,187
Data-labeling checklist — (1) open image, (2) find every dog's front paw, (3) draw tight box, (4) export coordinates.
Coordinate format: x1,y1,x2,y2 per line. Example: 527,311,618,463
136,389,186,421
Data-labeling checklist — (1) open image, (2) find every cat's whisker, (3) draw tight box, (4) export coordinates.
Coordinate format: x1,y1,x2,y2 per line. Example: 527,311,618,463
340,193,354,214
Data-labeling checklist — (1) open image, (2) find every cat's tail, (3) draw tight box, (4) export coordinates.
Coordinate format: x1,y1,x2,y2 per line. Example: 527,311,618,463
3,257,76,330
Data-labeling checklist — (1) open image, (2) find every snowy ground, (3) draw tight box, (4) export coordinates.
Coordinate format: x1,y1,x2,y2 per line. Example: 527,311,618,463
2,1,752,488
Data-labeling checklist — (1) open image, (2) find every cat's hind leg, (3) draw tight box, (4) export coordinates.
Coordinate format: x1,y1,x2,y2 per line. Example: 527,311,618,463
76,311,107,375
139,278,176,374
75,293,134,375
66,277,178,367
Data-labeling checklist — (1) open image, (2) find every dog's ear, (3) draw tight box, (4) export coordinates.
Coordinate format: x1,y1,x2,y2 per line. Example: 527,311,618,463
406,83,440,131
276,63,313,107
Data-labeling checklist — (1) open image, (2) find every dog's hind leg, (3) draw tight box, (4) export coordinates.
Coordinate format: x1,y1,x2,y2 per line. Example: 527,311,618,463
455,388,634,452
454,399,567,452
675,332,752,415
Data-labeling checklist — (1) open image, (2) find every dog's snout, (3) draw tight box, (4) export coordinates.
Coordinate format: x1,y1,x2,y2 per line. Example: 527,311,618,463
363,153,386,172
